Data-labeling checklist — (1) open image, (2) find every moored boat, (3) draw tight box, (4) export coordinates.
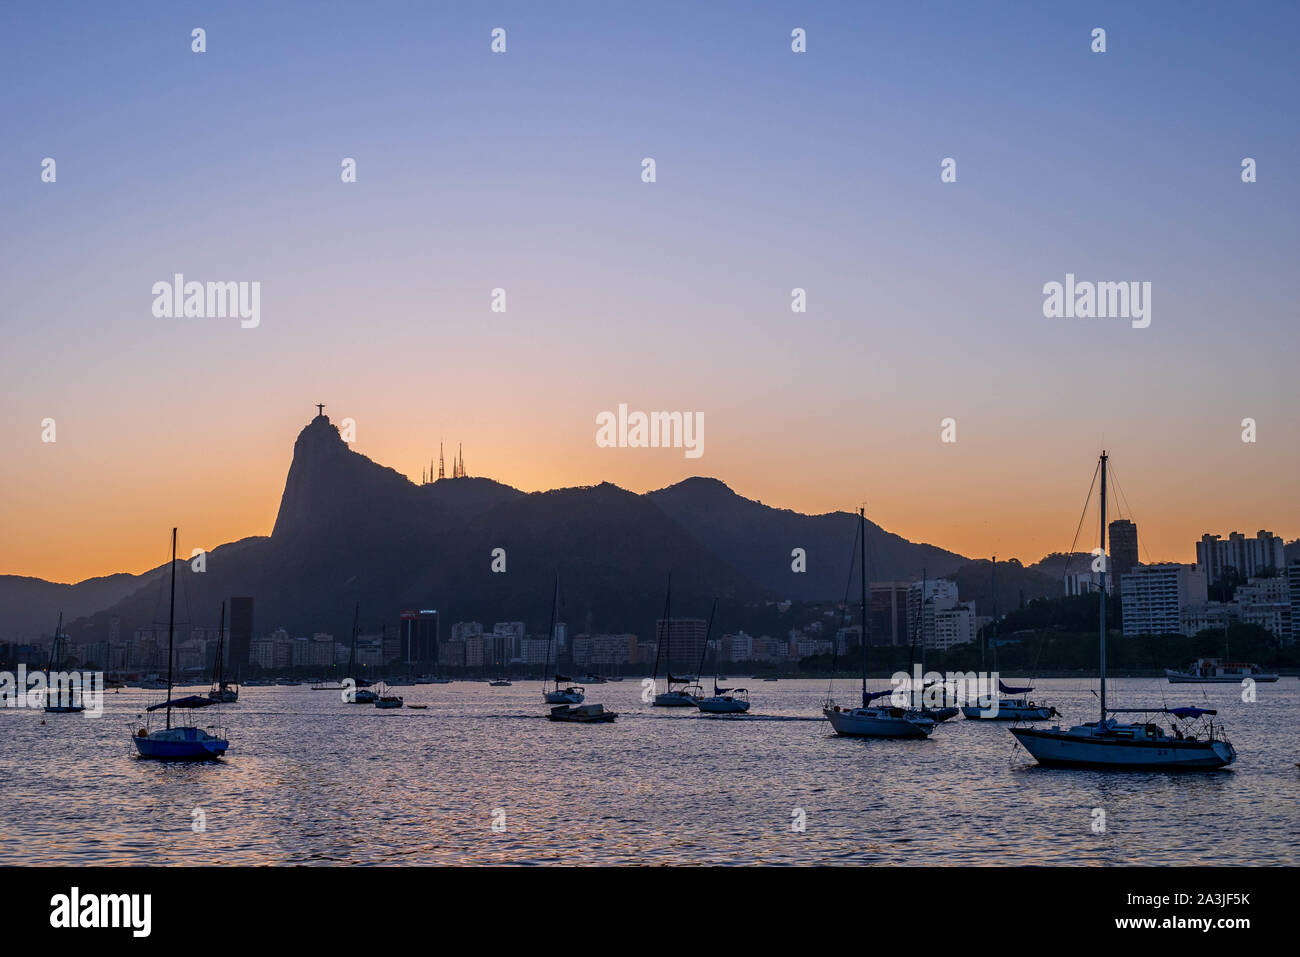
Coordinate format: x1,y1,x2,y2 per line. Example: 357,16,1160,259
1165,658,1279,683
547,702,617,723
132,530,230,761
822,507,935,740
1011,452,1237,771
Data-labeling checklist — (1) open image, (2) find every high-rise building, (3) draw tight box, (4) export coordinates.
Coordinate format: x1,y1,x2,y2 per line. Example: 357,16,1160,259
869,583,910,646
229,597,254,666
906,580,965,648
1108,519,1139,582
1120,564,1208,637
654,618,708,674
1195,530,1286,584
1288,559,1300,644
399,609,439,665
571,633,637,668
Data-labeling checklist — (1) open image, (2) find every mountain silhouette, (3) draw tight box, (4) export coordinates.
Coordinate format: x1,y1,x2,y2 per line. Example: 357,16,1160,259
4,414,975,645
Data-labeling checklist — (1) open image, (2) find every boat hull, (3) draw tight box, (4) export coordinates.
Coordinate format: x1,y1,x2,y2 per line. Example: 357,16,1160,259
653,692,698,707
698,697,750,714
921,706,960,722
547,704,617,723
962,702,1055,721
133,727,229,760
823,707,934,739
1011,727,1235,769
375,699,404,709
1165,670,1279,683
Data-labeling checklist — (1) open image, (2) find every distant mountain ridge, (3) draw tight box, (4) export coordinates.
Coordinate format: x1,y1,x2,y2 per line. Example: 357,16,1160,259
4,414,974,642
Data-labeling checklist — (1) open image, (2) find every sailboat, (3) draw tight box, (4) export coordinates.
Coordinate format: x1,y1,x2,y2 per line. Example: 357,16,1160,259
344,603,378,703
696,599,750,714
373,682,404,709
541,575,585,704
1011,453,1237,769
651,575,702,707
132,529,230,760
43,611,85,713
207,601,240,703
823,508,935,739
907,570,958,722
961,679,1059,721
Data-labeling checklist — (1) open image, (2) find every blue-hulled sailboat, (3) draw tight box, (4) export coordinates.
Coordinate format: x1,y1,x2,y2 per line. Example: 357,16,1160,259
133,529,230,760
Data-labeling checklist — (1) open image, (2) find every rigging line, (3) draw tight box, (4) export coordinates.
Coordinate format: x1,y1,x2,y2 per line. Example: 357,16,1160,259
1108,464,1156,566
1061,459,1101,582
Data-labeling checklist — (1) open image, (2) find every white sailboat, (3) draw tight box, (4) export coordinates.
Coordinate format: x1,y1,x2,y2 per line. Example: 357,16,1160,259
962,557,1057,721
43,611,85,714
541,574,585,704
696,598,751,714
206,600,240,703
344,603,378,703
823,508,934,739
909,569,958,722
132,529,230,760
1011,453,1237,770
651,575,702,707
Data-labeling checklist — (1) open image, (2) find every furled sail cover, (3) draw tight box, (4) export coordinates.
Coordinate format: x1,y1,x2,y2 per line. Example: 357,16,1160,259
1169,706,1215,718
999,680,1033,694
667,674,694,684
864,688,895,702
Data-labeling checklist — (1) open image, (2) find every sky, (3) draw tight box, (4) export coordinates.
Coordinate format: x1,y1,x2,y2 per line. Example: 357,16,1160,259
1,1,1297,583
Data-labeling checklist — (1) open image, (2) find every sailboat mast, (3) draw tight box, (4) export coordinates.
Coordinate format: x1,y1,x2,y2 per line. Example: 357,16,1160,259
695,597,718,687
348,602,359,678
1098,451,1108,723
166,527,177,731
215,600,225,689
652,575,670,687
544,573,559,689
50,611,63,671
859,507,868,708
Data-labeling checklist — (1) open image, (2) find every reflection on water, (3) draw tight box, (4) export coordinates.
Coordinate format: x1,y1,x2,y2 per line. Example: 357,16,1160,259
6,679,1297,865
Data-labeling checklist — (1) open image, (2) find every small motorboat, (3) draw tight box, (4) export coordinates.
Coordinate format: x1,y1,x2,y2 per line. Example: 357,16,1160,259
961,697,1058,721
374,693,404,709
407,704,429,710
488,678,512,687
352,687,379,704
547,703,617,723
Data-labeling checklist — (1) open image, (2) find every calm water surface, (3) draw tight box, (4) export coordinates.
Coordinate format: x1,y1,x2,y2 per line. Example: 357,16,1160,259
5,678,1297,865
